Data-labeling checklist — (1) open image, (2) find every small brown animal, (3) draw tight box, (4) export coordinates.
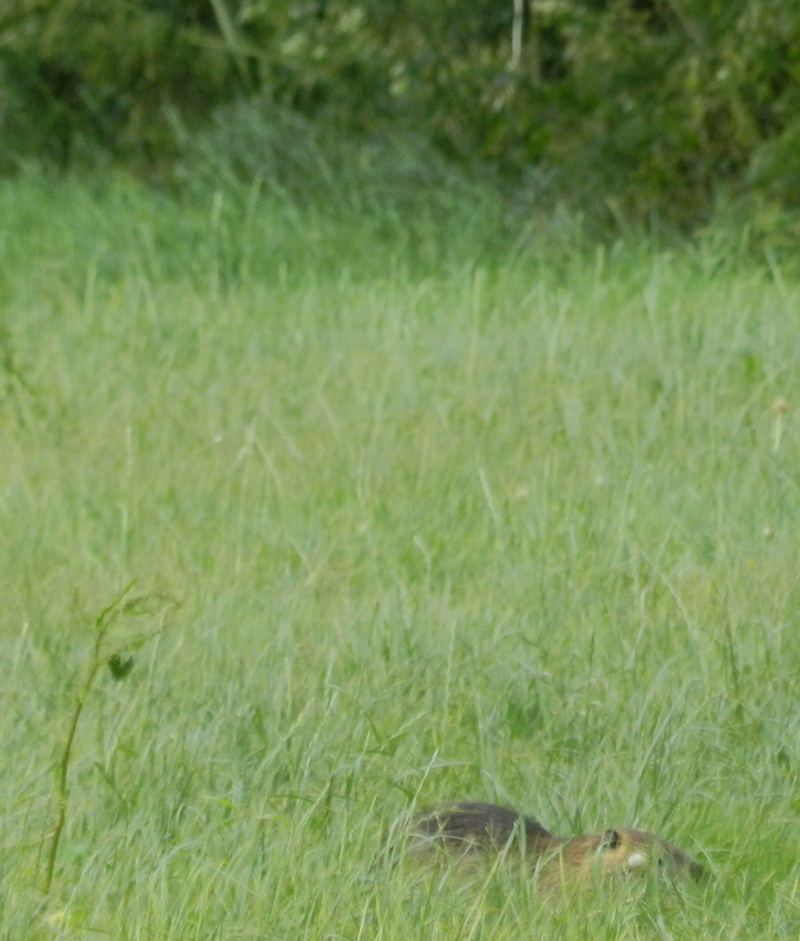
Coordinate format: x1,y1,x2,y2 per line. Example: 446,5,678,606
406,802,703,890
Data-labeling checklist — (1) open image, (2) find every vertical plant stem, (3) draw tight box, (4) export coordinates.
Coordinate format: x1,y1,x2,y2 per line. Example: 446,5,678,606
42,669,95,894
41,582,136,895
41,636,103,895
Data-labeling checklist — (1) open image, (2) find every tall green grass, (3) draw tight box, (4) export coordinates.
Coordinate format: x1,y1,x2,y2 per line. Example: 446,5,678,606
1,166,800,938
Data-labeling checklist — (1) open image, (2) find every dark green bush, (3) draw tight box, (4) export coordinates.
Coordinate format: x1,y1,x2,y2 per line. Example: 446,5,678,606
2,0,800,228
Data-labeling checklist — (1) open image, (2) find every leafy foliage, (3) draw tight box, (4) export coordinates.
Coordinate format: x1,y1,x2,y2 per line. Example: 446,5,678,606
2,1,800,226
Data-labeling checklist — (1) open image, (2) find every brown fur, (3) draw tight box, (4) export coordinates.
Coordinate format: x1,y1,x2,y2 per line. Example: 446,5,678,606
406,802,703,889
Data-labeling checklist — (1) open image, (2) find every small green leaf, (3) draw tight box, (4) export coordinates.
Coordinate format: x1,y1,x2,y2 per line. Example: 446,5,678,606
108,654,134,680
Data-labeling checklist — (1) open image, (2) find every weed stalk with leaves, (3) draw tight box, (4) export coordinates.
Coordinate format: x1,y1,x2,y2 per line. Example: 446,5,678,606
41,582,175,896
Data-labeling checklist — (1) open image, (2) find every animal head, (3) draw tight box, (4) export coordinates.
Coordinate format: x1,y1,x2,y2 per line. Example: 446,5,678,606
543,827,703,884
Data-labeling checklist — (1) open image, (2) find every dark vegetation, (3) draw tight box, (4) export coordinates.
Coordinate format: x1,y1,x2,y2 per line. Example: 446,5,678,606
2,1,800,230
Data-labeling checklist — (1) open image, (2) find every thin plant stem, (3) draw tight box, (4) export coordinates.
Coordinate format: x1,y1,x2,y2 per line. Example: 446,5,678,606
41,659,101,895
41,581,137,896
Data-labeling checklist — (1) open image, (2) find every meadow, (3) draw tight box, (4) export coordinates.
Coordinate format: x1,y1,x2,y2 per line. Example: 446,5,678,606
1,167,799,939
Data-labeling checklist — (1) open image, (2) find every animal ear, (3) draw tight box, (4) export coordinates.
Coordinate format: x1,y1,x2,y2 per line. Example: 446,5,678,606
600,829,621,850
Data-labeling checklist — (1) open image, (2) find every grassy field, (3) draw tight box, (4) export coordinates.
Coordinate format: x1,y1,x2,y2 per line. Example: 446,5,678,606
1,167,800,939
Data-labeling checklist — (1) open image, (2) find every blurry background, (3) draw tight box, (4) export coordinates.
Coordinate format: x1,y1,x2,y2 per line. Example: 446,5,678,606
2,0,800,232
